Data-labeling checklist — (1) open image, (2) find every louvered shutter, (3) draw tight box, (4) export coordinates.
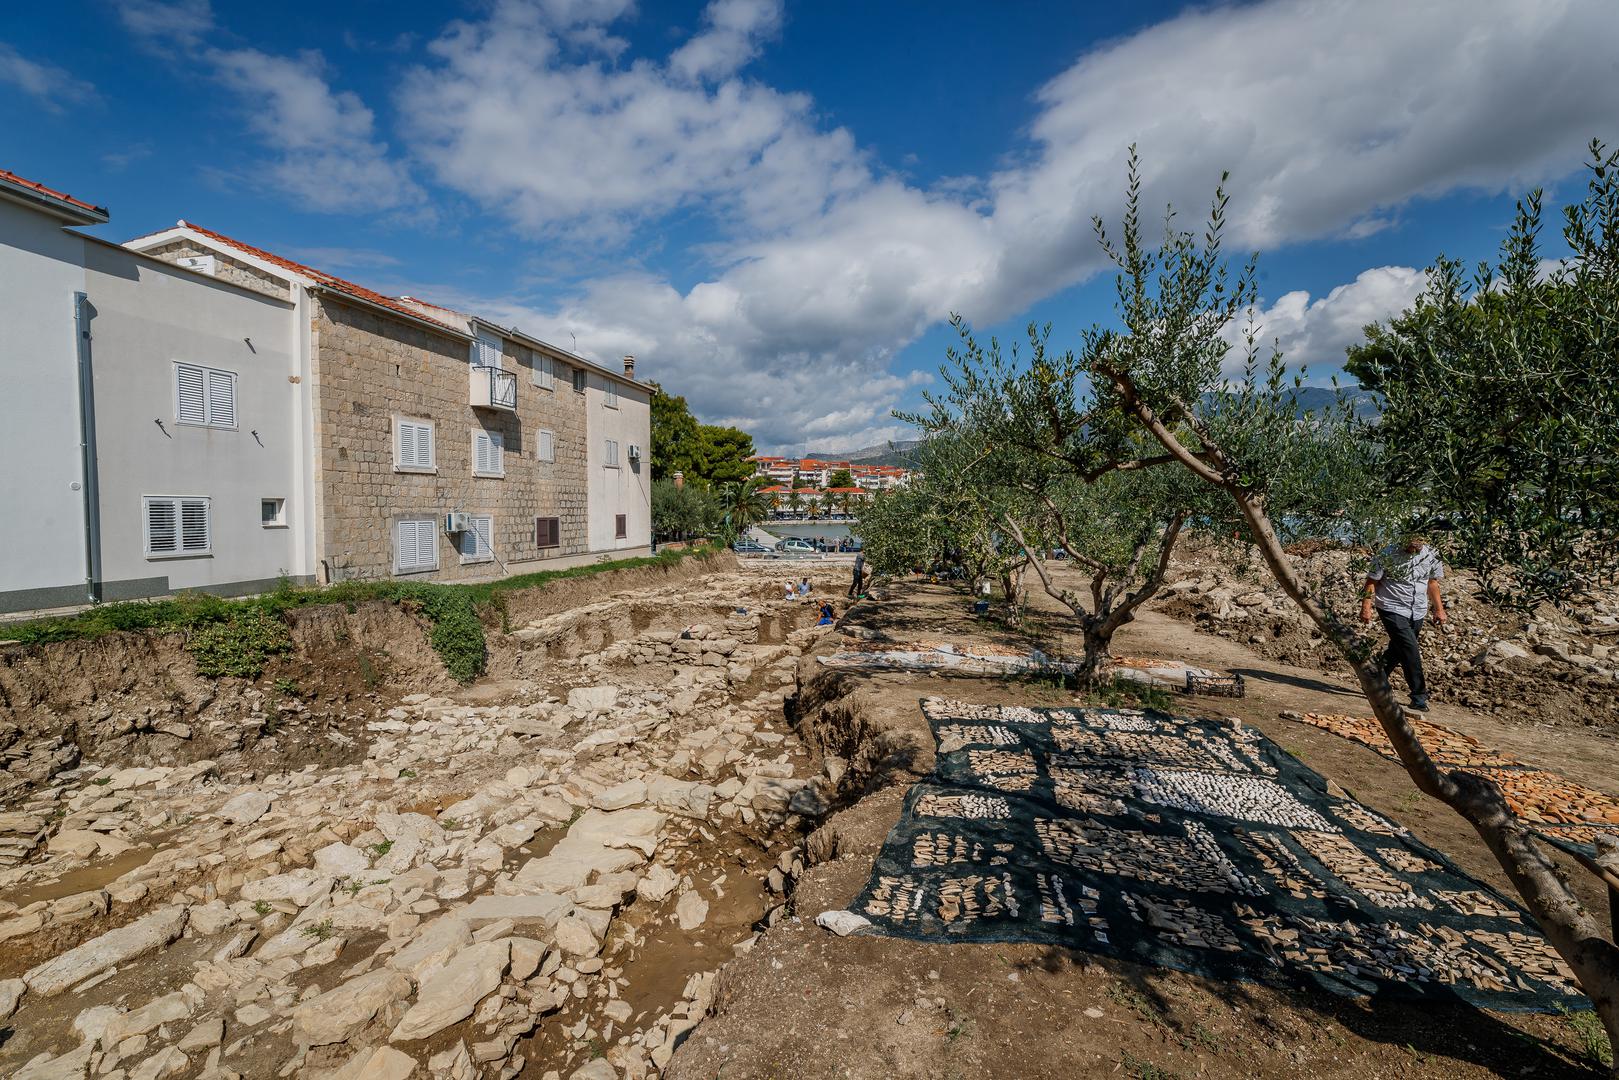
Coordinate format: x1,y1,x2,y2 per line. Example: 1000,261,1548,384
475,333,501,370
176,366,206,424
419,424,434,468
146,498,178,554
206,370,235,427
416,521,436,568
180,499,210,552
532,352,552,388
538,429,554,462
488,432,503,475
474,432,488,474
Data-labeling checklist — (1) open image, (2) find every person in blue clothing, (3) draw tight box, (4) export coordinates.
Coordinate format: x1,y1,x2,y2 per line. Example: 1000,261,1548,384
797,577,811,598
818,600,835,625
1360,534,1448,711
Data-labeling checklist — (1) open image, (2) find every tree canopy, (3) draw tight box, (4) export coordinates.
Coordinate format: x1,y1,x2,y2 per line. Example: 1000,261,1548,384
1346,139,1619,608
648,382,757,487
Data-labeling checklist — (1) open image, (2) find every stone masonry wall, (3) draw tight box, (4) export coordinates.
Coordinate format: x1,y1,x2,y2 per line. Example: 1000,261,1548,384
310,297,591,582
142,240,291,302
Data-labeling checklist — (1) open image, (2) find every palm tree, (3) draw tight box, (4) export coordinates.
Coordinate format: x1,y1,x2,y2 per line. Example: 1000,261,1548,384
719,477,772,539
786,489,804,517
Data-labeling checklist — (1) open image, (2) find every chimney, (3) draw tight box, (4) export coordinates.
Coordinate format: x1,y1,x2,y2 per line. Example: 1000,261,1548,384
673,471,684,490
623,354,636,377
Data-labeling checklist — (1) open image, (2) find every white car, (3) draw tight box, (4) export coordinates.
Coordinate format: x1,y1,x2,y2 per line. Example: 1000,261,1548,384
776,538,815,554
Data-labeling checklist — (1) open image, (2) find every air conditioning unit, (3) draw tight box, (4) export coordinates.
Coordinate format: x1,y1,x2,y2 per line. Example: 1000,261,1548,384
627,444,642,461
444,512,472,534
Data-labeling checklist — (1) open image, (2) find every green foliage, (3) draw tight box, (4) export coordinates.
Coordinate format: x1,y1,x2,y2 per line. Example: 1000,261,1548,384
718,476,773,541
648,382,757,486
252,900,272,917
827,468,854,489
299,919,335,941
649,382,703,481
652,479,723,541
697,424,756,486
188,607,293,678
1346,141,1619,608
1559,1004,1613,1069
272,677,301,698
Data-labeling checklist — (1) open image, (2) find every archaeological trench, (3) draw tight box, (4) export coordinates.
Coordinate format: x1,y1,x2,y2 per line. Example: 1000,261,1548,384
3,550,1618,1080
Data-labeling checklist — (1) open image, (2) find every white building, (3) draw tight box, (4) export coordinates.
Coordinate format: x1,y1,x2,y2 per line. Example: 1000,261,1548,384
1,168,305,613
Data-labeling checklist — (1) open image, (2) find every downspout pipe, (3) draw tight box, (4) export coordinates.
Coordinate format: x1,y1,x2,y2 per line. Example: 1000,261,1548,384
74,292,102,604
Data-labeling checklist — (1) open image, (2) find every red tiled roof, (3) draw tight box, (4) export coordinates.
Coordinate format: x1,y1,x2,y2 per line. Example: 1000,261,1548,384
824,487,871,494
141,221,465,336
0,167,108,219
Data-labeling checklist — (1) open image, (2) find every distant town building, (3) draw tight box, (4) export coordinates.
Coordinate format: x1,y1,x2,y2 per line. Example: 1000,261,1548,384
747,455,911,494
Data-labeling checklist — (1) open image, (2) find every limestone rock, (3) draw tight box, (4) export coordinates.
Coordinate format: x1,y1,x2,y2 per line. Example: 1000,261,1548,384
0,977,24,1021
591,780,647,811
551,916,600,958
675,891,708,931
24,905,188,996
314,842,374,879
570,1059,617,1080
460,893,570,932
390,940,510,1042
637,864,678,903
101,990,193,1046
217,791,272,825
292,968,415,1046
388,917,473,981
567,686,620,712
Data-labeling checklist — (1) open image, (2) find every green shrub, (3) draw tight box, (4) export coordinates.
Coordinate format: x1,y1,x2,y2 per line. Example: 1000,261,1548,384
188,608,293,678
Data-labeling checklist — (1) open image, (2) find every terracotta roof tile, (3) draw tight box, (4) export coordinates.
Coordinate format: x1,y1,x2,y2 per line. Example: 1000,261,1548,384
0,167,107,218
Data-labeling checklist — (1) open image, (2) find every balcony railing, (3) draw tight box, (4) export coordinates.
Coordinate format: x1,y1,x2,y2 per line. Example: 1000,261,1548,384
471,366,517,411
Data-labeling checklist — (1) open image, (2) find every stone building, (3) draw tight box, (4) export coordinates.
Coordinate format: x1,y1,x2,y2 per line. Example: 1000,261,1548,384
124,222,652,585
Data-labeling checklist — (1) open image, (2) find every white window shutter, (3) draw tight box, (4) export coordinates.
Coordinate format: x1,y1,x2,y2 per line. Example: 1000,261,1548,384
538,429,554,462
489,432,503,474
475,333,502,370
474,432,487,474
206,370,235,427
176,366,206,424
146,498,178,554
421,424,434,468
180,499,210,552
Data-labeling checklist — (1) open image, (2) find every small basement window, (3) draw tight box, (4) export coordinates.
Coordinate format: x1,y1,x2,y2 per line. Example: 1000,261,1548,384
615,514,627,539
261,498,286,527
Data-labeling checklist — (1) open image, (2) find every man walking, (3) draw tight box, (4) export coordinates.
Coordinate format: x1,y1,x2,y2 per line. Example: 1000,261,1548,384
1360,534,1447,710
848,552,866,599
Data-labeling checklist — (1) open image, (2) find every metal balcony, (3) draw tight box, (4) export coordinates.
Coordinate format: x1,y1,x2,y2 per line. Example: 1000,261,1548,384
471,366,517,411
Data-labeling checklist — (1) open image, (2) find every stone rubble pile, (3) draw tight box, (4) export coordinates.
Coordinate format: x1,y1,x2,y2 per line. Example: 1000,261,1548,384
0,568,841,1080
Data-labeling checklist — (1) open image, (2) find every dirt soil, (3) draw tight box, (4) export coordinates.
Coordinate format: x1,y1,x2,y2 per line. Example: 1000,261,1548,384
667,574,1618,1080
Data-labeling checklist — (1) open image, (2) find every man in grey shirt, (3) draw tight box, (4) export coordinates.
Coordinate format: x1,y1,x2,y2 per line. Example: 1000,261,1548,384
1360,535,1448,710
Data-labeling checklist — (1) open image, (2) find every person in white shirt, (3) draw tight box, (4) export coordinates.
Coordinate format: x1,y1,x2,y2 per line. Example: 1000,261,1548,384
1360,534,1448,711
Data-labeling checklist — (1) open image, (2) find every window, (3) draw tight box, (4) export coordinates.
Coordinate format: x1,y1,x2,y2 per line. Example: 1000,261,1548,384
394,519,438,574
615,514,627,539
604,380,619,408
531,351,553,390
394,418,436,472
473,430,505,477
473,332,503,370
535,516,560,550
458,514,494,563
144,496,210,557
604,439,620,468
536,428,556,463
175,363,236,428
261,499,285,528
572,367,587,393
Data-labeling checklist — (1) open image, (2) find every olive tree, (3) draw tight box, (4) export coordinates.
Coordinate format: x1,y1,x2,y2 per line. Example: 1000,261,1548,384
1080,149,1618,1060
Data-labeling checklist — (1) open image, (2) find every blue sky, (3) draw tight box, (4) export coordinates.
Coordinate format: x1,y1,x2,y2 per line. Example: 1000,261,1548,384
4,1,1616,453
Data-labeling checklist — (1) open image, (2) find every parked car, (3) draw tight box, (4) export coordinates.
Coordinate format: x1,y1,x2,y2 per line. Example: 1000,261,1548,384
731,540,769,554
776,538,816,554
